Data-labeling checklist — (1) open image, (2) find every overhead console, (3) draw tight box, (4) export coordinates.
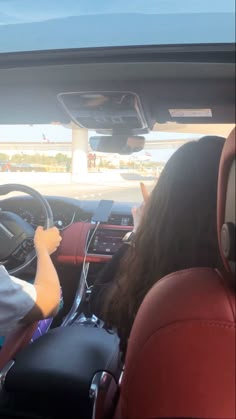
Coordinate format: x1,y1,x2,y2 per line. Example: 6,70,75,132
57,91,149,134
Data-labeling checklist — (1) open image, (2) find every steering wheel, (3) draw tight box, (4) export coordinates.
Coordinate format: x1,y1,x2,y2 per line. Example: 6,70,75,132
0,184,54,276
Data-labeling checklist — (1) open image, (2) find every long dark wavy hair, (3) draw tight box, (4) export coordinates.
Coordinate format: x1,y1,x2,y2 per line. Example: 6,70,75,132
103,136,225,355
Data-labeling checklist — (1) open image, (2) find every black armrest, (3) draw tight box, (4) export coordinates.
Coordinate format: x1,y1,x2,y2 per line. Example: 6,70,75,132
5,325,121,418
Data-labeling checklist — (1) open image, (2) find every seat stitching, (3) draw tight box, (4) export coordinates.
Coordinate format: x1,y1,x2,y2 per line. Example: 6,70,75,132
123,320,235,401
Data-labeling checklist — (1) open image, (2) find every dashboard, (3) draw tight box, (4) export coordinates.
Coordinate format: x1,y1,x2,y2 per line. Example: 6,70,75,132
0,196,134,230
0,195,134,263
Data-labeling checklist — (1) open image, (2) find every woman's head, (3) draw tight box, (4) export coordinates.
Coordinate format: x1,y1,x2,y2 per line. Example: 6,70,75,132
140,135,225,270
103,136,225,352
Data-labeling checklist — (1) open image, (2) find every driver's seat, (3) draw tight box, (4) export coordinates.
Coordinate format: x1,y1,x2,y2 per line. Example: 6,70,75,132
0,322,37,370
114,128,235,418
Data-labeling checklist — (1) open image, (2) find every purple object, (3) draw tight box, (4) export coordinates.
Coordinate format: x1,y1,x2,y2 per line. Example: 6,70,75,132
30,290,63,342
31,318,53,342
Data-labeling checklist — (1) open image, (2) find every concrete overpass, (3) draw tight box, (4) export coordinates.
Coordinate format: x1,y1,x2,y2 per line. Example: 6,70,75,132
1,121,196,178
0,138,191,156
1,122,234,177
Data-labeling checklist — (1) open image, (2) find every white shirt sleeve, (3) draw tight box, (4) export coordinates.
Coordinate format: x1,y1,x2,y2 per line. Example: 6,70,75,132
0,265,37,336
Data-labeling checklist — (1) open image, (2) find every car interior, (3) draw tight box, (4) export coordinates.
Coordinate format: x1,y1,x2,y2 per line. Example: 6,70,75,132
0,11,235,418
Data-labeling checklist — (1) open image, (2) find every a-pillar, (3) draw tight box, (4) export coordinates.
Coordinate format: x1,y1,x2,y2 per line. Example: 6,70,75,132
71,123,88,181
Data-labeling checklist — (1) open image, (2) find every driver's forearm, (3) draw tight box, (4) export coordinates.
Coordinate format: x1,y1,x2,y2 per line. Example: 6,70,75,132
22,249,60,323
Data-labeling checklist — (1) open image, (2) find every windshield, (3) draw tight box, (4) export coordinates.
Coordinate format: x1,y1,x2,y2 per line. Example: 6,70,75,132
0,123,233,202
0,0,235,53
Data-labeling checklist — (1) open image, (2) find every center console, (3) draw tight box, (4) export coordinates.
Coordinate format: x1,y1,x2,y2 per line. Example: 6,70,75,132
61,226,130,327
2,325,121,419
87,227,128,256
59,219,132,329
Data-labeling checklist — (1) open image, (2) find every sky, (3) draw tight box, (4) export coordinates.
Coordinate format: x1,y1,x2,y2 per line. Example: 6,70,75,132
0,124,201,142
1,0,234,26
0,0,234,53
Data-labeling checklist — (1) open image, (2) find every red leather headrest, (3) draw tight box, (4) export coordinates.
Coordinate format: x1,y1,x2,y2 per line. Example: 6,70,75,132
217,127,236,272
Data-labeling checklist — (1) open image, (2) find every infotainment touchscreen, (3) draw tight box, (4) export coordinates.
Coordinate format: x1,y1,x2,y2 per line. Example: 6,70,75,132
87,229,128,256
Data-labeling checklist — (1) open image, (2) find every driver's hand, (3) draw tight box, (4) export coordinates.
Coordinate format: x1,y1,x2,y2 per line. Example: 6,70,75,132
34,226,62,255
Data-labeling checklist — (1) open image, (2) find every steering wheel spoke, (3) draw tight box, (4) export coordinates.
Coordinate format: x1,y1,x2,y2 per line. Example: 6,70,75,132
11,238,35,263
0,184,53,275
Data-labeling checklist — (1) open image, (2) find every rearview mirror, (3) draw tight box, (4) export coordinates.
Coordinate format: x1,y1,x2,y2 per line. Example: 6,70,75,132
89,135,145,154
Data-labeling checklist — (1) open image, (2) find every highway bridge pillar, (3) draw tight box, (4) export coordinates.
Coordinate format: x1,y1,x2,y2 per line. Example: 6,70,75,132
71,123,88,180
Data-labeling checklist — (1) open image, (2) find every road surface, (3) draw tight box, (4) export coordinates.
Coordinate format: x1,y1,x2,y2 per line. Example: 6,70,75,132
0,171,156,202
29,181,155,202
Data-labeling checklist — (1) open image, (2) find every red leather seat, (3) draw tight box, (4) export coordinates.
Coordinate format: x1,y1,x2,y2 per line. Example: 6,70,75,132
116,128,235,418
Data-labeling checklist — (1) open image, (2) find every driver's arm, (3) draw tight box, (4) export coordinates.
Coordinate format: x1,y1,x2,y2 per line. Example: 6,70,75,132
22,226,62,324
0,227,61,335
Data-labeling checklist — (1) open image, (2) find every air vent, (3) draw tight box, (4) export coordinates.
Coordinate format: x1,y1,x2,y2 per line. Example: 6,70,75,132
77,211,92,223
76,210,133,226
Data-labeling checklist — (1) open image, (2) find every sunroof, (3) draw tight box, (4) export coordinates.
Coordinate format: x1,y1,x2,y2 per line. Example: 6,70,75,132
0,0,235,53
